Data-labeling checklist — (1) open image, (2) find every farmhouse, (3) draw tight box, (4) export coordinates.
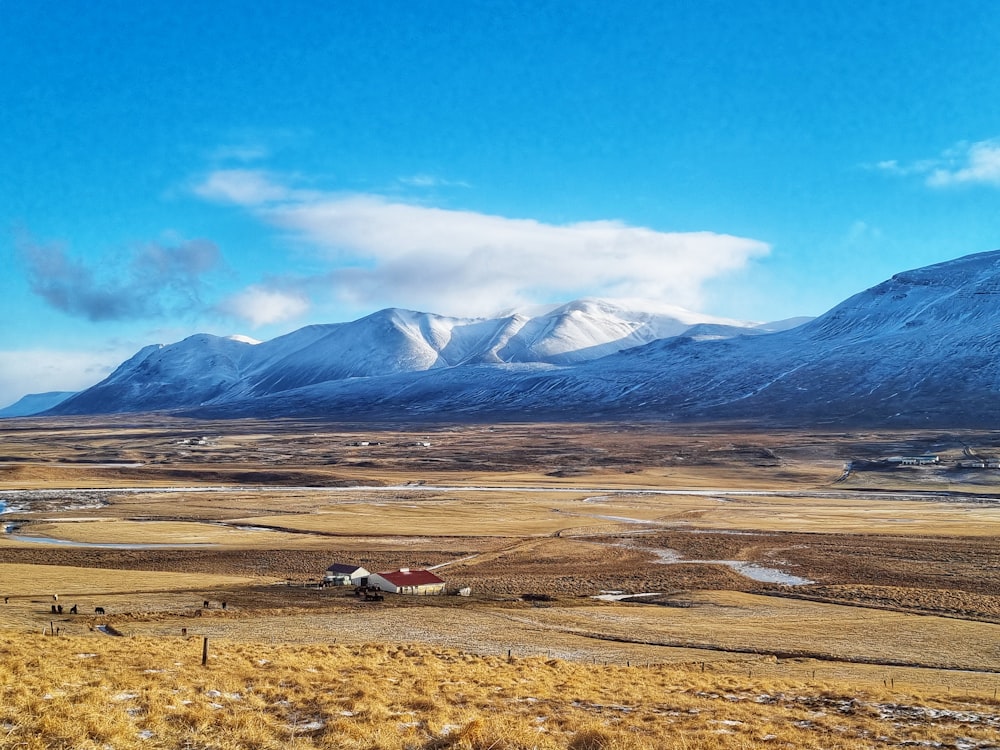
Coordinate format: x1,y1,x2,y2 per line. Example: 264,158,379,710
368,568,446,595
886,455,939,466
324,563,370,586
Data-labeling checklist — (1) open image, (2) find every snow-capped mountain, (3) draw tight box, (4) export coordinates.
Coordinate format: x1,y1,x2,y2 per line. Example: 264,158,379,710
47,299,765,416
40,250,1000,426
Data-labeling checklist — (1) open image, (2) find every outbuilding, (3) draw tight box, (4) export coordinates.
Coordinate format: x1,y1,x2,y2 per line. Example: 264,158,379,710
324,564,370,586
368,568,446,595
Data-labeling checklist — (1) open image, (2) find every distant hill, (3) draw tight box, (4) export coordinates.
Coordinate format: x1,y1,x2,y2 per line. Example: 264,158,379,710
0,391,77,418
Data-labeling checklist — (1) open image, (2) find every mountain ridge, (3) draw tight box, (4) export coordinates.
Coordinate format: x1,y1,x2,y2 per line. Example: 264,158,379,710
22,249,1000,427
42,298,764,417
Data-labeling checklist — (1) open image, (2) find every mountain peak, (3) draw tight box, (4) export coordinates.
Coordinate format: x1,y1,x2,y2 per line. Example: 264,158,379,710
37,251,1000,427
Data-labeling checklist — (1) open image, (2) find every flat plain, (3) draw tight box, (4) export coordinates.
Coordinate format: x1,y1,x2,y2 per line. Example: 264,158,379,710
1,416,999,748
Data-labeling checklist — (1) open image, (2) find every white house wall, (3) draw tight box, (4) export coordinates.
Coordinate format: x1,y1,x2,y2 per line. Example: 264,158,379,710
367,574,444,595
368,574,400,593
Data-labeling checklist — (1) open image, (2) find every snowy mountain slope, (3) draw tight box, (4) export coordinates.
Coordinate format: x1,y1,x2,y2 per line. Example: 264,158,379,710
454,250,1000,425
49,299,759,413
52,335,260,414
492,299,753,363
193,250,1000,427
45,251,1000,426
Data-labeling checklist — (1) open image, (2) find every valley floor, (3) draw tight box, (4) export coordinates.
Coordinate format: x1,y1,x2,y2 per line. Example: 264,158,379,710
1,417,999,746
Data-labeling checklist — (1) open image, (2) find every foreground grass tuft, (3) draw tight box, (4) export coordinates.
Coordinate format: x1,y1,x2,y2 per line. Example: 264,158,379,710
0,631,997,749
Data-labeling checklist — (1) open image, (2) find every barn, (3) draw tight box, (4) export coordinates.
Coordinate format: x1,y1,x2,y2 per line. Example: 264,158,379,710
368,568,446,595
324,563,370,586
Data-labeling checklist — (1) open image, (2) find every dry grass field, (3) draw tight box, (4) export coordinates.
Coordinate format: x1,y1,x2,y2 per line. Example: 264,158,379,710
2,632,999,750
1,416,999,747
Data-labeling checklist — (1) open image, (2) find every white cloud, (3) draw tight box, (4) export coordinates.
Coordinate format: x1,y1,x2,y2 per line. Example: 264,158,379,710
217,285,310,327
193,169,315,205
194,169,770,317
0,349,126,409
872,138,1000,188
926,139,1000,187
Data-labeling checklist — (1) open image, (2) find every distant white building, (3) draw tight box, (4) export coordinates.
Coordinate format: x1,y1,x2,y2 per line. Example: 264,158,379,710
886,455,939,466
323,563,370,586
368,568,446,595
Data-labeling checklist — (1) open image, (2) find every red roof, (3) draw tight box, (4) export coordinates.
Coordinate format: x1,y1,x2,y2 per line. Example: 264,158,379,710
377,569,444,586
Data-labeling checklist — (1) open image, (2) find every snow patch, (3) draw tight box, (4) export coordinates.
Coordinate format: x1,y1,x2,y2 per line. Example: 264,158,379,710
227,334,262,345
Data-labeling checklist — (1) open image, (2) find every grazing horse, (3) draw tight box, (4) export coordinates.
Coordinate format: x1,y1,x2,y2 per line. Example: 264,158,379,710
94,606,105,615
70,604,78,614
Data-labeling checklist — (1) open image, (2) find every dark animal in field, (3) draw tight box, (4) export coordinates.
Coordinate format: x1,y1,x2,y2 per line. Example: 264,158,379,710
51,604,57,614
221,601,227,610
57,604,63,614
52,594,58,601
94,606,105,615
203,600,210,608
70,604,77,614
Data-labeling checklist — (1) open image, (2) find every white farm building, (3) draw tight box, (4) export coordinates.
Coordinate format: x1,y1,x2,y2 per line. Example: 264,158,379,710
324,564,370,586
368,568,446,595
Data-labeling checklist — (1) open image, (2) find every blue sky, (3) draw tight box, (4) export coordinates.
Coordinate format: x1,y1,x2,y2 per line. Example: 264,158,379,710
2,1,999,406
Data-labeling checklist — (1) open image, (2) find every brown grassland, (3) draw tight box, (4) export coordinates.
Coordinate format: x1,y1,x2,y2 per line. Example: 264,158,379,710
0,416,999,748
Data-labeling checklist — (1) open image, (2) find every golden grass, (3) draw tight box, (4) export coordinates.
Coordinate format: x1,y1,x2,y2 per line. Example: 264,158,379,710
0,563,274,635
18,489,996,547
239,495,610,537
659,494,1000,536
19,519,335,548
1,630,997,750
519,592,1000,673
13,582,987,696
0,563,269,598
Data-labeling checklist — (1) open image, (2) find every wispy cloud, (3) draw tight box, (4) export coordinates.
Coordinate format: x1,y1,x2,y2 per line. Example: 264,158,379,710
397,174,470,188
845,220,882,244
193,169,313,205
209,143,271,163
872,138,1000,188
194,169,770,317
19,236,222,322
216,285,310,327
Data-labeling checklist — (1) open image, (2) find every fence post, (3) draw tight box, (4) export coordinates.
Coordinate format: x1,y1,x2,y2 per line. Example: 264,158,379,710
202,637,209,667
